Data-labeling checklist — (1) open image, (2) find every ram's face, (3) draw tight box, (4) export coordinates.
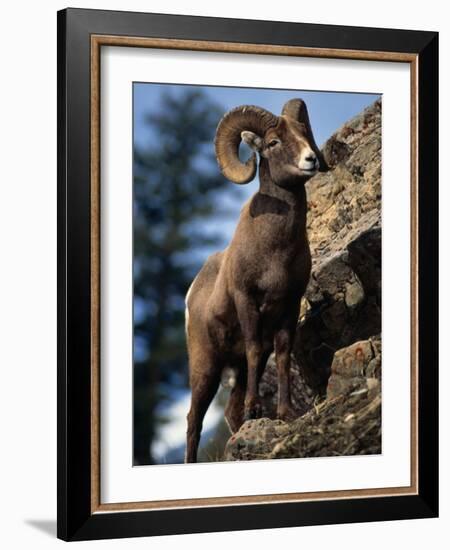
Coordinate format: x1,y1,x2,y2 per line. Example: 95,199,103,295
241,117,320,188
215,99,328,186
263,118,319,182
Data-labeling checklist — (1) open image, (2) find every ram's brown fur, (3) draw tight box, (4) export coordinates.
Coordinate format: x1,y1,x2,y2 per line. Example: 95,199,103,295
185,99,327,463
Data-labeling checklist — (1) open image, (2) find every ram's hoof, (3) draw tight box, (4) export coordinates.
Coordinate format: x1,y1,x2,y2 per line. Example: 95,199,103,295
277,405,298,422
244,402,262,421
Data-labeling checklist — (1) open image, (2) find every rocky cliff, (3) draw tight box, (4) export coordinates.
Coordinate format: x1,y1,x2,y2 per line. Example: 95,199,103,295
224,99,382,461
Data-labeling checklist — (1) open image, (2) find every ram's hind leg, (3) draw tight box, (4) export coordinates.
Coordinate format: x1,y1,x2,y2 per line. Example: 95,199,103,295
224,345,272,432
185,350,221,463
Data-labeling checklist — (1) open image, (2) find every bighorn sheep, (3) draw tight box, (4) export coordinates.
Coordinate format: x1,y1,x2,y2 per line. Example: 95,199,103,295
185,99,328,463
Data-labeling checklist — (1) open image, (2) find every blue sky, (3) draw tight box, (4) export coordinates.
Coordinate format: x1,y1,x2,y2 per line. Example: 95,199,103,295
134,82,380,150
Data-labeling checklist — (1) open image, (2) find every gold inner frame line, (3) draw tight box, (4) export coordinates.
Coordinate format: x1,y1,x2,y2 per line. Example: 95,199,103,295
90,34,419,514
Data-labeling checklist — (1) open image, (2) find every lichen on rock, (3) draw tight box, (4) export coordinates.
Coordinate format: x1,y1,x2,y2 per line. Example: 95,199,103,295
224,337,381,461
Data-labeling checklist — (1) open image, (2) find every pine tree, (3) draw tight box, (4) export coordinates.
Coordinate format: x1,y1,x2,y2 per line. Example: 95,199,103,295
133,89,235,464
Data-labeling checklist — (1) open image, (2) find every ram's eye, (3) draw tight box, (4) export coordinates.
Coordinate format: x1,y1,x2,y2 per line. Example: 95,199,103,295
268,139,280,148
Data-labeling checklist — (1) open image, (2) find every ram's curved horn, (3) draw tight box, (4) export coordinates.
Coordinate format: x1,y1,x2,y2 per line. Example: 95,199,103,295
214,105,279,184
282,98,329,172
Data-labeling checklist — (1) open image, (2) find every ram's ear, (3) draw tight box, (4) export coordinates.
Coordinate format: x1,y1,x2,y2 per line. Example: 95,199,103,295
241,131,263,152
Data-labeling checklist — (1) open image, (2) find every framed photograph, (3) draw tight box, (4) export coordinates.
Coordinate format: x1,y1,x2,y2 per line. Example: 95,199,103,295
57,8,438,541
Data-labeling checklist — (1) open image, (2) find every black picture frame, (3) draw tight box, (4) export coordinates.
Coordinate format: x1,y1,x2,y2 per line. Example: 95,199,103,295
57,7,438,541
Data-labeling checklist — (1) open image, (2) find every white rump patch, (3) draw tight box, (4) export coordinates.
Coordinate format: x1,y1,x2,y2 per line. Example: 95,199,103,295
184,282,194,332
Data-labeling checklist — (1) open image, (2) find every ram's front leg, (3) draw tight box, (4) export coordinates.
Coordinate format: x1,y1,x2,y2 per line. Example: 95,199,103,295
235,292,264,420
274,315,299,422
